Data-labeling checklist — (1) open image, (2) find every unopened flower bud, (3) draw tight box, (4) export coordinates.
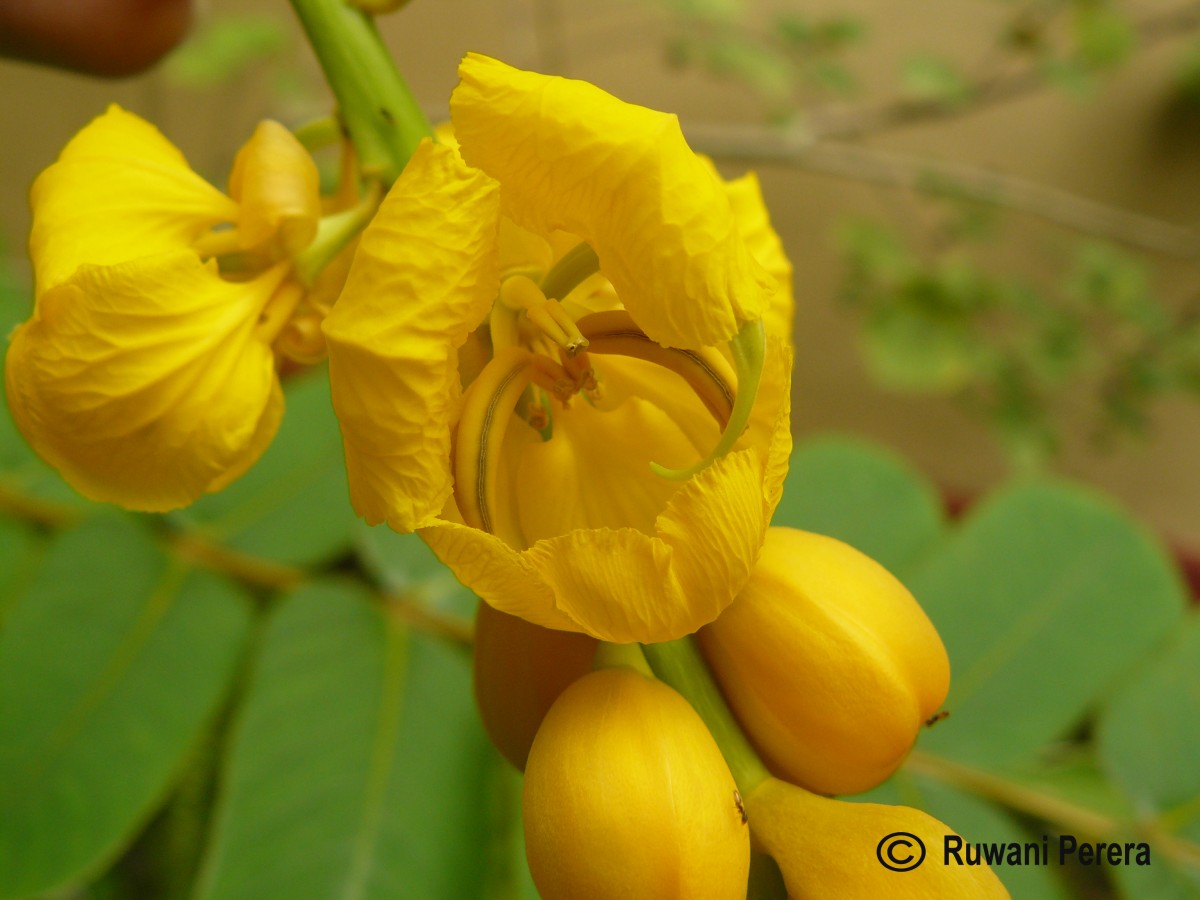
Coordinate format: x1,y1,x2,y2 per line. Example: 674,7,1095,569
472,602,596,770
523,667,749,899
745,777,1009,898
698,527,950,795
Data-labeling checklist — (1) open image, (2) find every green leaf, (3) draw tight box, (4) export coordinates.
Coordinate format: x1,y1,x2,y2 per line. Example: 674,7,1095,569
901,55,972,106
909,482,1186,769
163,14,288,89
1099,613,1200,812
773,436,945,575
171,370,358,569
195,581,504,899
862,300,989,393
1074,6,1135,70
1097,613,1200,893
0,516,252,898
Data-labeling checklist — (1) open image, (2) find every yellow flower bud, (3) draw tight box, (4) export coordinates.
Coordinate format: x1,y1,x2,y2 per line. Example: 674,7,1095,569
472,602,596,770
523,667,749,899
697,527,950,795
745,777,1009,898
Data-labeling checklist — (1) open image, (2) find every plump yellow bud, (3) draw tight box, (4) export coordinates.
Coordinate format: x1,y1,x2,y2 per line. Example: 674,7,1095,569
697,527,950,795
746,777,1010,898
472,602,596,770
523,667,749,900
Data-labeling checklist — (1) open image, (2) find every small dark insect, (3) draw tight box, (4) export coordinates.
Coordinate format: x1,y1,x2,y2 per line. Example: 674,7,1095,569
925,710,950,727
734,789,747,825
379,106,395,126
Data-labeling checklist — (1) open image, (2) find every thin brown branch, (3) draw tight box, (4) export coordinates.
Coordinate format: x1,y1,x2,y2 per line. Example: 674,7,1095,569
806,1,1200,141
381,590,474,649
685,122,1200,261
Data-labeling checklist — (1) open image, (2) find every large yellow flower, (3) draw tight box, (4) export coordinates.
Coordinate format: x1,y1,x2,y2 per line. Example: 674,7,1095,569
324,54,793,643
5,106,321,512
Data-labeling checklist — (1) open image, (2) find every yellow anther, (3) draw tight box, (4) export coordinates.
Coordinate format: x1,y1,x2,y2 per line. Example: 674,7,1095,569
501,275,590,357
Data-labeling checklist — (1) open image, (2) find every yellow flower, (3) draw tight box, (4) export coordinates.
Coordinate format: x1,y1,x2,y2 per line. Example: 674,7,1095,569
698,527,950,795
745,777,1010,898
523,667,749,899
5,106,320,512
324,54,793,643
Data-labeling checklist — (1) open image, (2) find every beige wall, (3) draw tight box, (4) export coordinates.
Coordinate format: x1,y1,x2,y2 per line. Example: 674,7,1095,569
2,0,1198,551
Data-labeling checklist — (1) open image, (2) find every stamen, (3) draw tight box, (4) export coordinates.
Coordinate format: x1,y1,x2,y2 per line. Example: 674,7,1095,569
575,311,766,481
193,226,244,260
576,310,735,424
454,347,535,547
651,319,765,481
500,275,589,357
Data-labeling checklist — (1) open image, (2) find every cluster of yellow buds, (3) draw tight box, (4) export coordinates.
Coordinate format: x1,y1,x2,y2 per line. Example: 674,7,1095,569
477,526,1009,898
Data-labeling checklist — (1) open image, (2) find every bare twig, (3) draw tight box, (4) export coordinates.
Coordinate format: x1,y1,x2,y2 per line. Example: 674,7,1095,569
805,1,1200,141
685,122,1200,261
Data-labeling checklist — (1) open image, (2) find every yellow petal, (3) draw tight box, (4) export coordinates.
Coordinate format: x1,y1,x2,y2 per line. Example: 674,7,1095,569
30,105,239,295
228,120,321,257
323,138,501,530
5,253,284,511
725,172,794,343
421,333,791,643
450,53,772,351
423,449,778,643
745,778,1010,899
516,395,700,542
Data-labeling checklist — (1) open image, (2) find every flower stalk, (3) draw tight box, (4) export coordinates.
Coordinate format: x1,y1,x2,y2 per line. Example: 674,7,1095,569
641,637,769,793
288,0,431,184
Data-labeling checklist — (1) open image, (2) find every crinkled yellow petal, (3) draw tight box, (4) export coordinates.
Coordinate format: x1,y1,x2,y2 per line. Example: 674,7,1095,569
498,217,553,281
419,521,579,631
421,340,791,643
725,172,794,342
5,252,285,512
450,53,772,351
30,105,238,295
323,139,501,530
228,120,321,257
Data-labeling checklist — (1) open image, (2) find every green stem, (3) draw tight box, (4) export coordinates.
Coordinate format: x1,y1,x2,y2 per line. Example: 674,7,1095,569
288,0,431,183
641,637,769,793
293,180,384,287
593,641,654,676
